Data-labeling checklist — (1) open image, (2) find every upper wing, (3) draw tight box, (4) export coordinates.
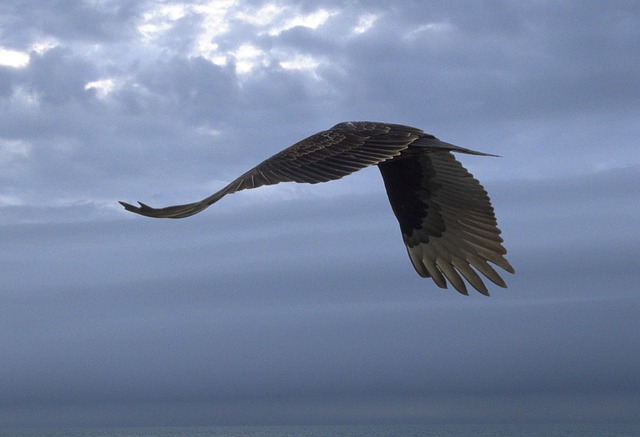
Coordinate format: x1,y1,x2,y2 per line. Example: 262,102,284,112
378,150,514,295
119,122,423,218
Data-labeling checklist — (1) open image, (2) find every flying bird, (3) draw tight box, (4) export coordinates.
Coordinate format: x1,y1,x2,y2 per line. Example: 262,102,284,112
120,121,514,295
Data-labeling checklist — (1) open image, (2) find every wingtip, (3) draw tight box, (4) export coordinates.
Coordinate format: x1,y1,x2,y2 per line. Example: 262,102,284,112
118,200,136,212
454,286,470,296
118,200,148,215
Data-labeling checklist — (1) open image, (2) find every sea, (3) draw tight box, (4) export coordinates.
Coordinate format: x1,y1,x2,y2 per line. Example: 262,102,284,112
1,424,639,437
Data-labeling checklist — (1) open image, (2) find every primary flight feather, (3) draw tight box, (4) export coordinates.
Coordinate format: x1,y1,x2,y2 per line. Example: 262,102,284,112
120,121,514,295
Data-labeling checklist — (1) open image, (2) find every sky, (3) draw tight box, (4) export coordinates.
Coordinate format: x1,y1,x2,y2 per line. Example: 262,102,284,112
1,0,639,429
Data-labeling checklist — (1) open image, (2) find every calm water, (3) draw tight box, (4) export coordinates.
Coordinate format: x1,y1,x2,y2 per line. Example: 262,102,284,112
1,424,639,437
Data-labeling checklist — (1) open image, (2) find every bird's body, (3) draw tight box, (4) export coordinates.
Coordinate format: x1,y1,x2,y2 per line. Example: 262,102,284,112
120,121,514,295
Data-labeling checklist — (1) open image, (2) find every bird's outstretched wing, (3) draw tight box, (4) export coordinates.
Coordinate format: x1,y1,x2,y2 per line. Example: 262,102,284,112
379,150,514,295
120,121,513,294
119,122,426,218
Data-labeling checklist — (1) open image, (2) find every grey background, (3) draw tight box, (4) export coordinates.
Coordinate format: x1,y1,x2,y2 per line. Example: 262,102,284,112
1,0,639,427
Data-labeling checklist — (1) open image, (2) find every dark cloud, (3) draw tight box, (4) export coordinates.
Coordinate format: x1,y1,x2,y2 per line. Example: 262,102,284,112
0,1,142,46
1,0,639,428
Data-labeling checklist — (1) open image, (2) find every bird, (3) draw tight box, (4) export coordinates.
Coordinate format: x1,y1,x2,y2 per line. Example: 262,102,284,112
120,121,514,295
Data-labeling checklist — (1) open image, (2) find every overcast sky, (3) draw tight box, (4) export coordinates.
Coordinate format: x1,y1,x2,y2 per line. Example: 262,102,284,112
1,0,639,429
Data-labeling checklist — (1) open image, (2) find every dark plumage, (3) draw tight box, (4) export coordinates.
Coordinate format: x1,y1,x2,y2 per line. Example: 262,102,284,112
120,121,514,295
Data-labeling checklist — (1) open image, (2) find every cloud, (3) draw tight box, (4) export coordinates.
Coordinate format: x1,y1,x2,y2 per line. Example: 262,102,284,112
0,46,30,68
0,138,31,165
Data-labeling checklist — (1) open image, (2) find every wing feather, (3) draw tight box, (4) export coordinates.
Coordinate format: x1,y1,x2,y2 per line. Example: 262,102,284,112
120,122,419,218
379,150,513,295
